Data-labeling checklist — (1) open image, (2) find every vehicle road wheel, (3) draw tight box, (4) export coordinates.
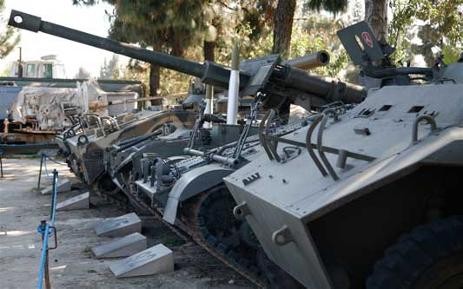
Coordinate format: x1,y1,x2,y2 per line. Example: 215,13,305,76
367,216,463,289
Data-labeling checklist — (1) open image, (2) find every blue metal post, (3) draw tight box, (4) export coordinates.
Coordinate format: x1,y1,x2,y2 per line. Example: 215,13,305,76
0,149,3,178
49,170,58,222
36,169,59,289
37,153,45,190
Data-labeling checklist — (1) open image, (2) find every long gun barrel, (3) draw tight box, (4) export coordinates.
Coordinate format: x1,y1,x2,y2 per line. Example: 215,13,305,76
285,51,330,70
9,10,366,110
8,10,233,87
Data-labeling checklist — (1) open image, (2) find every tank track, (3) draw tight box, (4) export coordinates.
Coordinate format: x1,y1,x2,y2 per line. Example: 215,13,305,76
104,173,267,288
180,186,266,287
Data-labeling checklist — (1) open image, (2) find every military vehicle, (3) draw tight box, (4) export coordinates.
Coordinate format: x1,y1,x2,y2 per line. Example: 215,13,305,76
57,108,197,187
9,10,368,288
224,21,463,289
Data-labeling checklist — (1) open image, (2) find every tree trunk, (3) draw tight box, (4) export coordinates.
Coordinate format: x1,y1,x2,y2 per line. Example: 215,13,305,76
149,43,163,105
365,0,388,43
170,42,184,58
149,64,161,105
203,41,215,61
149,40,173,106
272,0,297,58
170,28,185,57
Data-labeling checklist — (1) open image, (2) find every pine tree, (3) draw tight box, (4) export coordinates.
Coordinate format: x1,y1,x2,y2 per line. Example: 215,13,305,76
74,0,207,102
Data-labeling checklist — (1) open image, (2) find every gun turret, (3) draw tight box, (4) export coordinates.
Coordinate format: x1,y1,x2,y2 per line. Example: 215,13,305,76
9,10,366,112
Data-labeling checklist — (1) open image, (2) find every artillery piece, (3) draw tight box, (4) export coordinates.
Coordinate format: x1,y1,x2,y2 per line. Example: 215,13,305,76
225,21,463,289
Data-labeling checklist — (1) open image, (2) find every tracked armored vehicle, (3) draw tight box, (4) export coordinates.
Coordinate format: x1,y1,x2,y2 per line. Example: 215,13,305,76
225,22,463,289
57,107,197,187
112,94,328,286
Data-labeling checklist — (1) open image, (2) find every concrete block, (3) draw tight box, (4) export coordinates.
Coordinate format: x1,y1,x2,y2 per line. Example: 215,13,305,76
41,179,72,195
56,192,89,211
92,233,147,259
94,213,141,237
109,244,174,278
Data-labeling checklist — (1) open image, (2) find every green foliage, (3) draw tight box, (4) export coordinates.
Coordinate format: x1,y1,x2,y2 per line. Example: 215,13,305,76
120,60,148,82
159,1,275,96
291,17,348,77
442,45,461,65
106,0,207,56
0,0,20,59
283,0,349,77
389,0,463,65
208,1,274,62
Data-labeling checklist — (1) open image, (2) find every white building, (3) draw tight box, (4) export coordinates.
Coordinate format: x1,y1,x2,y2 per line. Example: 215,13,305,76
10,55,66,78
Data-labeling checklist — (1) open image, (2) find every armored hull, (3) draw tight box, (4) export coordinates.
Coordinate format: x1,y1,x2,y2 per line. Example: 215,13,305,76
225,66,463,288
221,22,463,289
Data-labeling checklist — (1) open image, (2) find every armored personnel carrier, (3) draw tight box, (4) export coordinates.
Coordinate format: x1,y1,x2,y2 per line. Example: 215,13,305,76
225,22,463,289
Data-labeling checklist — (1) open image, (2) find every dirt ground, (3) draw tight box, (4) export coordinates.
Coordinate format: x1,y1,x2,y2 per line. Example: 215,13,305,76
0,157,254,289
